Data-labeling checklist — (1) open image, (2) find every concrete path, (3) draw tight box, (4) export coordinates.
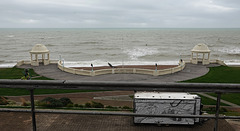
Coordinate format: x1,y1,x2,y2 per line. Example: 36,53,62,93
18,63,215,82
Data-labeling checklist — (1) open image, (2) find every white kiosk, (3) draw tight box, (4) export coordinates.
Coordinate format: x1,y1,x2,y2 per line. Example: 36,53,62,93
134,92,201,125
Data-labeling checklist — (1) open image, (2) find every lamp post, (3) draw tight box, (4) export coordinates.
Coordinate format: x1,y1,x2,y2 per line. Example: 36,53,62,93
62,59,64,68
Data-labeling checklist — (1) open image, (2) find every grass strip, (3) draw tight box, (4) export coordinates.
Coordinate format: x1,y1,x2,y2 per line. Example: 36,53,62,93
198,94,228,106
183,66,240,106
0,67,100,96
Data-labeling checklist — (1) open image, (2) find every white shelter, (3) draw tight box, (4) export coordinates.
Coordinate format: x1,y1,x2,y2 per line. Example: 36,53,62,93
30,44,50,66
191,43,211,65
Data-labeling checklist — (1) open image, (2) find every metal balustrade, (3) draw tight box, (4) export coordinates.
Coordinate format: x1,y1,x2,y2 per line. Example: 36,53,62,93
1,80,240,131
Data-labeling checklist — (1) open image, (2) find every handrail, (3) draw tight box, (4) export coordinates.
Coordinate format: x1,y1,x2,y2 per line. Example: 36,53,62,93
1,108,240,119
0,80,240,93
0,80,240,131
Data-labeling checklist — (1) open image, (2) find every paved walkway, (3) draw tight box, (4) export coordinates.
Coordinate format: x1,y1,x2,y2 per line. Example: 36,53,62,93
0,112,235,131
18,63,215,82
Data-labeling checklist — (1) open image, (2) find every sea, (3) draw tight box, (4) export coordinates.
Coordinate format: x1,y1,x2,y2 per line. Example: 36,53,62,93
0,28,240,68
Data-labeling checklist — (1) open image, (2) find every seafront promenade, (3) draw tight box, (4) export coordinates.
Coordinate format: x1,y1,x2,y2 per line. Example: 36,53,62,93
18,63,215,82
2,63,236,131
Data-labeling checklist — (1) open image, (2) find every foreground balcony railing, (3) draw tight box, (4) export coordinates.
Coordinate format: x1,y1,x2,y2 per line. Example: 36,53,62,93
0,80,240,131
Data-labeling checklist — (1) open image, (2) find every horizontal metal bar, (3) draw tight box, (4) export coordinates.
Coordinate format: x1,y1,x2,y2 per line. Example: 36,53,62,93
1,109,240,119
1,80,240,93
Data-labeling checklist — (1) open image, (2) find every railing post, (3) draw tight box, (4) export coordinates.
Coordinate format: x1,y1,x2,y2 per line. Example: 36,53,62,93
29,89,36,131
214,93,221,131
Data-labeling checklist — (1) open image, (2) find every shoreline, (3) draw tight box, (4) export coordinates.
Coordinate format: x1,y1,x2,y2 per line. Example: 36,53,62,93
1,59,240,69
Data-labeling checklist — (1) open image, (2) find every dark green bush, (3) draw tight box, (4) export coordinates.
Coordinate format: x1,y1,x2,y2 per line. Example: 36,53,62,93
91,101,104,108
59,97,73,106
47,99,63,107
66,103,73,107
41,97,56,103
105,105,118,109
85,102,92,108
40,97,63,107
122,106,131,109
78,105,84,108
74,104,79,107
105,105,114,108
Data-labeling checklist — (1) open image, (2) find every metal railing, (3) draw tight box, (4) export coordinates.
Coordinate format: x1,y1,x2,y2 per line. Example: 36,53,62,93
1,79,240,131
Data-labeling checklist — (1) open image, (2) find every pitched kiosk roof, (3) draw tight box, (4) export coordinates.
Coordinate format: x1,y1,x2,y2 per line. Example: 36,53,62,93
191,43,211,53
30,44,49,53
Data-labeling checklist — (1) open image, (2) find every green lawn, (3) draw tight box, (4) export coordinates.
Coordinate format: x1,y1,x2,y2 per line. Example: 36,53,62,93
0,67,41,79
182,66,240,83
0,67,98,96
197,94,228,106
183,66,240,105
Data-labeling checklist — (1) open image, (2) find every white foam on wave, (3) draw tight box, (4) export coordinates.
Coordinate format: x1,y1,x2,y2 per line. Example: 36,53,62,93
218,47,240,54
123,47,159,60
6,35,15,38
0,63,16,68
224,60,240,66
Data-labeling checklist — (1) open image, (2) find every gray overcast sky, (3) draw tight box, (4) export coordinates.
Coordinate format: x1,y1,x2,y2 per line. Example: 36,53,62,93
1,0,240,28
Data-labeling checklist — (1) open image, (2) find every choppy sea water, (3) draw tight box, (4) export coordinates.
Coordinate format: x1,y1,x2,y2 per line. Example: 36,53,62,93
0,28,240,67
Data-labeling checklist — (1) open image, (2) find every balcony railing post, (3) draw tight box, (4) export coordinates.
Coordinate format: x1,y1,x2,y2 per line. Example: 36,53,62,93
214,93,221,131
29,89,36,131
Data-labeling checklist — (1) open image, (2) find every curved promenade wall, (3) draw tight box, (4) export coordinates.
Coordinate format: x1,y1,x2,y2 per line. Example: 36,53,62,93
57,61,186,76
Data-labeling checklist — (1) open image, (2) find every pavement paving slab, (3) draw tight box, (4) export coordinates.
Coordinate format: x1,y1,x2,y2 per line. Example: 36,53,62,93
18,63,213,82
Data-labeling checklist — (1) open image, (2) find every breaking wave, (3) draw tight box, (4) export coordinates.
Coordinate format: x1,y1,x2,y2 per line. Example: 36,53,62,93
124,47,159,60
218,47,240,54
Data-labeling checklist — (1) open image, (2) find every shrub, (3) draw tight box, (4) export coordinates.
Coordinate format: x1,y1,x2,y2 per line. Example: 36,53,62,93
74,104,79,107
85,102,92,108
0,96,8,105
7,100,16,105
59,97,73,107
20,98,28,106
22,101,30,106
66,103,73,107
91,101,104,108
105,105,118,109
36,101,47,107
122,106,131,109
47,99,63,107
40,97,63,108
38,97,75,108
105,105,114,108
78,105,84,108
41,97,56,103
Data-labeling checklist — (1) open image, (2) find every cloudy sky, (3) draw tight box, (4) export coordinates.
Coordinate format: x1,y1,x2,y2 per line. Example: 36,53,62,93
0,0,240,28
